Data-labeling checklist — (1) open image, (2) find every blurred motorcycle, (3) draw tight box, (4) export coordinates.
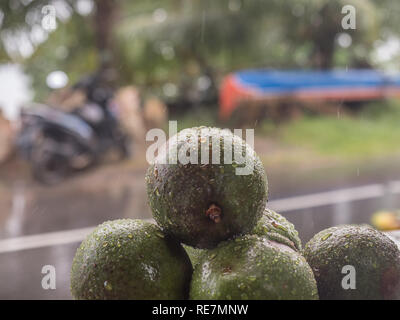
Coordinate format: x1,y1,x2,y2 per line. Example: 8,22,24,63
16,73,130,184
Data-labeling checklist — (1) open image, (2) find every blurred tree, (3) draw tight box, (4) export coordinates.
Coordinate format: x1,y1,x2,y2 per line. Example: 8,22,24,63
113,0,382,109
0,0,121,99
93,0,119,69
0,0,399,102
0,0,121,65
274,0,379,69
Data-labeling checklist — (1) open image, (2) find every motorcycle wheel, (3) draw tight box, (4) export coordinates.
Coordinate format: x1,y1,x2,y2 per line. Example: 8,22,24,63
31,138,71,185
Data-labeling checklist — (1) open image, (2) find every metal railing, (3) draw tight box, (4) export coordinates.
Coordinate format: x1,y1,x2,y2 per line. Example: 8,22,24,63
1,180,400,254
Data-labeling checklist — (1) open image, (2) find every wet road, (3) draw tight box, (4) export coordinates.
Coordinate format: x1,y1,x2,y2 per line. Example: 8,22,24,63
0,243,79,299
1,158,400,299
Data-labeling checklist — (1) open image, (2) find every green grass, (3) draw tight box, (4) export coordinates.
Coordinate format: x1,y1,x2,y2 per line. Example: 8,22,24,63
168,100,400,160
277,100,400,159
281,116,400,158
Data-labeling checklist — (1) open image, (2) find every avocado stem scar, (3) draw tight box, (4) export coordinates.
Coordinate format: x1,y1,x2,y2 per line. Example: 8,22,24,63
206,204,222,223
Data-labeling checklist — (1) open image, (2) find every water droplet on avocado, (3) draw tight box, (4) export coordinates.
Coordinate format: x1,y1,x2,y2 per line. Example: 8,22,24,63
321,233,332,241
104,281,112,291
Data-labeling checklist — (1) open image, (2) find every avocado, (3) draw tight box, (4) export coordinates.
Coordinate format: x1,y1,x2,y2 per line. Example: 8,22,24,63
70,219,192,300
190,235,318,300
303,224,400,300
183,208,301,266
253,208,302,251
182,244,206,269
146,126,268,248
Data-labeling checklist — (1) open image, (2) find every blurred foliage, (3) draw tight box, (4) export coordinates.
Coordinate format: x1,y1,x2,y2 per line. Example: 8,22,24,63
24,13,98,99
279,99,400,158
174,106,218,131
1,0,400,101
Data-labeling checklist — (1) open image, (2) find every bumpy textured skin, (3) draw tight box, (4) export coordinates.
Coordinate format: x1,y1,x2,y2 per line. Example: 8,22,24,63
183,208,301,266
70,219,192,300
146,127,268,248
185,208,302,265
183,244,206,269
303,225,400,300
252,208,302,251
190,235,318,300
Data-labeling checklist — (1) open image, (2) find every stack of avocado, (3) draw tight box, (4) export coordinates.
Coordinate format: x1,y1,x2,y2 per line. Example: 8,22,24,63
70,126,400,300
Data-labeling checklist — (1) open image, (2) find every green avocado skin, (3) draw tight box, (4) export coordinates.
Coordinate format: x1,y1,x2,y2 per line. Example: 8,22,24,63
146,127,268,249
190,235,319,300
303,225,400,300
183,244,206,269
253,208,302,251
70,219,192,300
184,208,302,266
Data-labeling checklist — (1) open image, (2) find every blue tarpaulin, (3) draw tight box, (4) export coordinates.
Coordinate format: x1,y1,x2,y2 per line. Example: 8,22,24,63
220,69,400,119
235,69,400,93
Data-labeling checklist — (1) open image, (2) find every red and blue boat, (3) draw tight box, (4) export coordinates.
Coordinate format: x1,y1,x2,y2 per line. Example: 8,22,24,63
219,69,400,120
